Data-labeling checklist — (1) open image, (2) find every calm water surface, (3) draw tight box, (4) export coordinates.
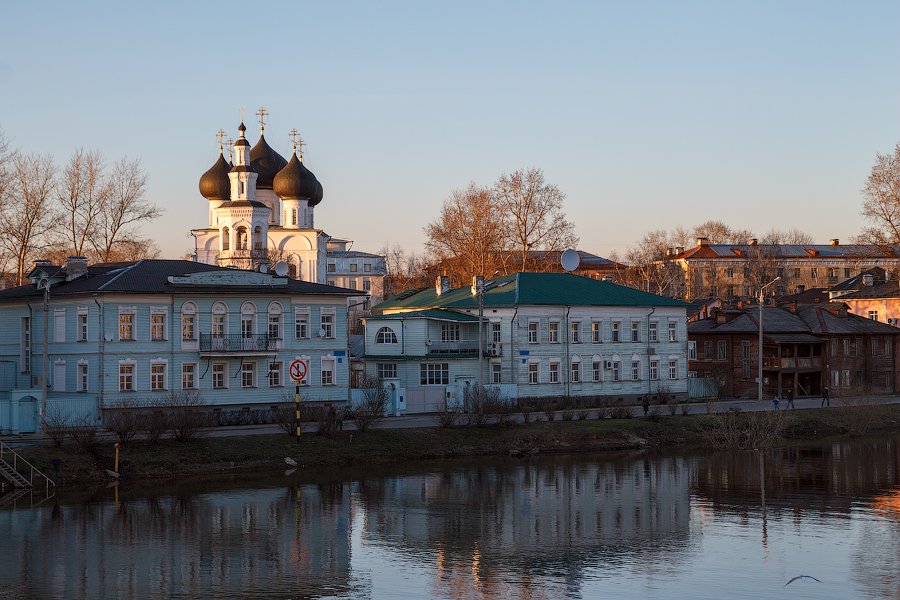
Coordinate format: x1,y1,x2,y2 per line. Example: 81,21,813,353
3,436,899,599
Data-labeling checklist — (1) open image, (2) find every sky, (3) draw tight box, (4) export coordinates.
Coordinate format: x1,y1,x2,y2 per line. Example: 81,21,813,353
2,1,899,260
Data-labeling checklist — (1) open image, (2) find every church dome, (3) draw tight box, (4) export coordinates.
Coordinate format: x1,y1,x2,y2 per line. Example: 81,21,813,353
249,134,287,189
198,152,231,200
273,152,324,204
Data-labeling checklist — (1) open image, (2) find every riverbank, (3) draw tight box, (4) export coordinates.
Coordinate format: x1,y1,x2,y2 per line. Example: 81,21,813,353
15,404,900,488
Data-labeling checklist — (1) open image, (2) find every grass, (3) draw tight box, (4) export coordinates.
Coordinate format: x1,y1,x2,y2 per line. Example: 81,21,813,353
18,404,900,488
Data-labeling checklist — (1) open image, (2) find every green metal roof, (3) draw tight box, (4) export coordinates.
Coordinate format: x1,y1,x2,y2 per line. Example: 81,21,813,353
375,272,689,312
365,309,479,322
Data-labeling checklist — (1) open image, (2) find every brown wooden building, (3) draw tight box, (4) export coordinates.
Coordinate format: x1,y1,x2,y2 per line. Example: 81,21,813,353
688,302,899,399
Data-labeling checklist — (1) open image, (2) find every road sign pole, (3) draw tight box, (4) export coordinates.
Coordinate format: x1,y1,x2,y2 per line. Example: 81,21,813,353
294,382,301,440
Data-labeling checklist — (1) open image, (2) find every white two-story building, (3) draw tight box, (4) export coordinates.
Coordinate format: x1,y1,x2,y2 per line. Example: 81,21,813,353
363,272,690,413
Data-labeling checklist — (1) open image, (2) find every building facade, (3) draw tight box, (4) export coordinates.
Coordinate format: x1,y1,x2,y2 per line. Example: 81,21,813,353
0,259,357,434
363,272,690,413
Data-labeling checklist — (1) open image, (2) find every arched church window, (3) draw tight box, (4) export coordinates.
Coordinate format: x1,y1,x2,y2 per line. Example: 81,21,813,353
240,302,256,338
236,227,248,250
254,226,263,250
222,227,230,251
289,264,297,279
291,208,298,226
375,327,398,344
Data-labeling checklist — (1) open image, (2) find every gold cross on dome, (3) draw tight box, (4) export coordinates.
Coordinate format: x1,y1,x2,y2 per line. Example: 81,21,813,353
216,129,225,151
289,128,305,154
226,137,234,162
256,106,269,132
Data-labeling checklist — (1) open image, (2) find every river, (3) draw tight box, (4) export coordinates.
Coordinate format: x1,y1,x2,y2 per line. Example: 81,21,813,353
2,436,899,599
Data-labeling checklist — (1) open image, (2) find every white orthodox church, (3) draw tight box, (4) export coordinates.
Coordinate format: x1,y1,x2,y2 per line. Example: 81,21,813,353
193,114,385,303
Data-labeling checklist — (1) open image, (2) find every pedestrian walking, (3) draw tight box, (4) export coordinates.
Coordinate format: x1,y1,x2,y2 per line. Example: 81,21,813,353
771,394,780,410
641,396,650,417
821,387,830,407
786,389,795,409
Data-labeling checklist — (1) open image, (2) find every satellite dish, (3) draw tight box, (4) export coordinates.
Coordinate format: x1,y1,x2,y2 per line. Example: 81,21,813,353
561,249,580,272
318,328,327,338
274,261,289,277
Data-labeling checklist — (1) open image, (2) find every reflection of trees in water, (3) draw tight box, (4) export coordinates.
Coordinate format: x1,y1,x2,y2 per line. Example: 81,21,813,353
851,501,900,600
2,482,354,599
356,454,694,598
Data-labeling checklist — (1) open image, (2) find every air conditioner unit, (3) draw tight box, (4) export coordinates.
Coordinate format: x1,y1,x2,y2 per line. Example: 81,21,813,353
488,342,501,357
604,360,614,370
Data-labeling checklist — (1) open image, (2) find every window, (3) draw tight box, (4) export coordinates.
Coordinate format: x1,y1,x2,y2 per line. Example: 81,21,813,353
349,280,357,290
726,268,734,278
440,322,460,342
491,362,501,384
571,359,581,382
295,309,309,339
611,322,621,342
528,363,539,384
491,322,501,344
119,363,135,391
54,309,65,342
831,370,840,387
868,310,879,321
222,226,230,250
845,268,852,278
842,338,850,357
268,303,283,339
794,268,801,278
20,317,31,373
119,311,135,341
151,363,167,391
549,321,559,343
741,341,751,378
327,263,336,273
669,359,678,380
364,263,372,273
650,360,659,381
212,363,226,389
528,321,538,343
667,321,677,342
268,362,282,387
377,363,397,379
592,361,601,382
181,303,197,341
612,361,621,382
688,341,697,360
77,311,88,342
77,362,88,392
236,226,248,249
831,338,838,357
571,322,581,343
886,338,893,357
592,322,601,343
241,302,256,338
182,363,197,389
704,340,713,360
350,263,358,273
811,268,818,279
631,360,640,381
649,322,658,343
841,369,850,387
241,362,255,388
549,361,560,383
363,278,371,292
151,312,167,341
212,303,227,337
291,208,298,225
872,337,879,357
376,327,398,344
630,322,640,343
321,313,334,338
420,363,449,385
717,340,727,361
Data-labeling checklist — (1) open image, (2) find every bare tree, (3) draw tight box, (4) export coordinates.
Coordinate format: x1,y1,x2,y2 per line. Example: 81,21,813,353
619,229,685,296
425,182,509,283
858,142,900,246
57,148,108,257
692,220,754,244
91,157,161,262
761,228,814,245
0,153,57,285
495,168,577,271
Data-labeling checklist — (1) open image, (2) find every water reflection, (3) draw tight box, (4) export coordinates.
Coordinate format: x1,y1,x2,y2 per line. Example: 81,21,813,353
2,436,899,599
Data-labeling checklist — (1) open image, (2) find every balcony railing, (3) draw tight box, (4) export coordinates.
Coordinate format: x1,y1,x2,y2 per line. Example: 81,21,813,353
199,334,277,353
428,340,479,355
763,357,823,369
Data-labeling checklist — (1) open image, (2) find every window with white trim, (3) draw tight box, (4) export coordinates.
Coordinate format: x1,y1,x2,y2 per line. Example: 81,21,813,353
491,362,502,384
668,320,677,342
119,363,135,391
212,303,227,337
868,310,879,321
571,321,581,343
295,308,309,339
491,322,501,344
549,361,560,383
151,310,167,341
441,323,460,342
321,312,334,338
630,322,640,343
268,361,282,387
528,362,539,384
182,363,197,389
549,321,559,343
592,360,601,382
321,358,336,385
377,363,397,379
241,302,256,338
77,310,88,342
612,361,621,382
212,363,226,389
420,363,449,385
528,321,538,343
571,359,581,382
650,360,659,381
688,341,697,360
151,363,167,391
376,327,398,344
649,321,658,343
668,359,678,380
241,362,255,388
20,317,31,373
77,362,89,392
181,302,197,341
119,308,135,341
611,321,621,342
591,321,601,343
54,309,65,342
631,360,640,381
268,303,283,340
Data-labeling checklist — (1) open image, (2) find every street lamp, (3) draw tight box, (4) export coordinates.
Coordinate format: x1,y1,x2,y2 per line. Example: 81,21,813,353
757,276,780,402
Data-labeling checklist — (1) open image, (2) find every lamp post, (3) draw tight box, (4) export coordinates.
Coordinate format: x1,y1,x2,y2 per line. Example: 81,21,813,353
757,276,780,402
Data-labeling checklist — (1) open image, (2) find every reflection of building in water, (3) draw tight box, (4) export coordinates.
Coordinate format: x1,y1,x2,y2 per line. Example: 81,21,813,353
356,455,693,598
1,483,351,598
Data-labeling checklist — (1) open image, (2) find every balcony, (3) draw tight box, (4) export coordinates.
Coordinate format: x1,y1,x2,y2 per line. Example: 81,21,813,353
199,334,277,355
762,356,823,370
426,340,500,357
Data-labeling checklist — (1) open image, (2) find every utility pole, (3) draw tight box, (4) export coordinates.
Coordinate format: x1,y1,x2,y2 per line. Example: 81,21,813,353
758,276,780,402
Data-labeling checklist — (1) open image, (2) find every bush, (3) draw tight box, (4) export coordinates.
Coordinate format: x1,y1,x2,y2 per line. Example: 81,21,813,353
103,399,141,445
702,409,794,449
519,399,534,424
69,415,100,454
41,409,71,448
144,411,168,445
668,401,679,416
167,390,205,441
355,374,388,433
610,405,633,419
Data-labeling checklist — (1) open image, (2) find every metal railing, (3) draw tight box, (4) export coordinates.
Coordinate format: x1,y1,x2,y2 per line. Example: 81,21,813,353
762,357,823,369
199,334,277,353
0,441,55,496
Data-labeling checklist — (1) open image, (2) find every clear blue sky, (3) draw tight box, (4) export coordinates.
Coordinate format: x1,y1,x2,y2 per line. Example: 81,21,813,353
2,1,898,259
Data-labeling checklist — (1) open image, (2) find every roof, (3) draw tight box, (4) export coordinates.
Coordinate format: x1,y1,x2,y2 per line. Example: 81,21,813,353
829,267,887,292
838,280,900,300
375,272,689,312
671,243,900,261
367,309,479,322
0,260,360,301
777,288,829,304
765,333,825,344
328,251,384,259
689,303,900,337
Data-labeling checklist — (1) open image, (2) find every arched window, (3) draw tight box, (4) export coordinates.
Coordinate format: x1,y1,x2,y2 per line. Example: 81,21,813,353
267,302,283,340
181,302,197,341
240,302,256,338
236,226,248,250
211,302,228,337
291,208,298,225
375,327,398,344
221,227,230,251
254,226,263,250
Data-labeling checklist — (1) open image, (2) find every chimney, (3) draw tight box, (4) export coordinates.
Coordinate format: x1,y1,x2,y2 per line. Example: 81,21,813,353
749,238,758,246
470,275,484,296
830,238,839,246
665,248,673,257
862,274,873,287
65,256,88,281
696,237,709,247
435,275,450,296
788,300,797,314
675,246,684,255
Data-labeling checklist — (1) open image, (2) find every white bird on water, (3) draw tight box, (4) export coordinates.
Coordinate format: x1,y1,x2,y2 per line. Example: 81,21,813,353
284,457,297,467
784,575,822,586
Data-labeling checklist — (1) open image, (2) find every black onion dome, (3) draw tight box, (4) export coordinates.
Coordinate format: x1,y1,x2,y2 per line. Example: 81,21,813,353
273,152,323,202
199,153,231,200
249,134,287,189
